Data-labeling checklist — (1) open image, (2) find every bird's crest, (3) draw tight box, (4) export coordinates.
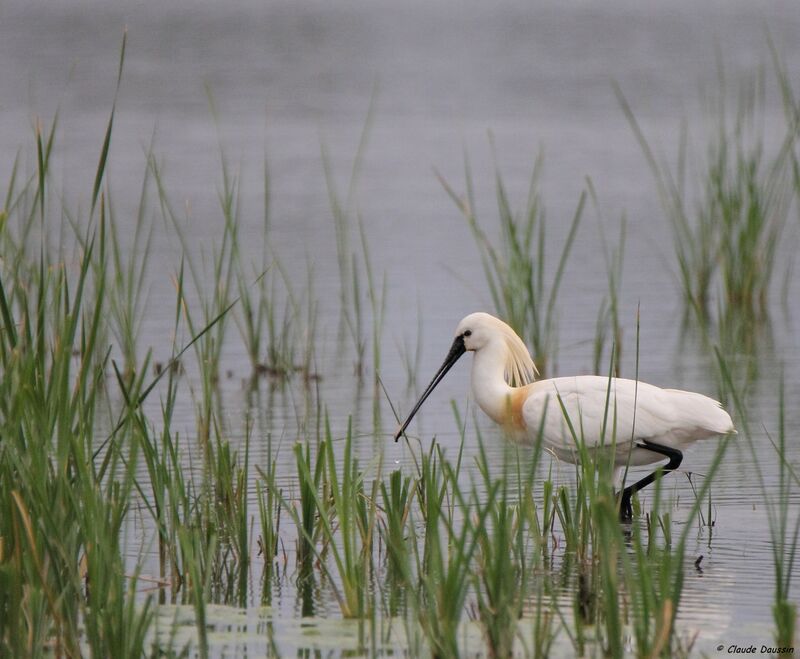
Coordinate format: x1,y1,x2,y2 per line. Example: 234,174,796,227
498,320,538,387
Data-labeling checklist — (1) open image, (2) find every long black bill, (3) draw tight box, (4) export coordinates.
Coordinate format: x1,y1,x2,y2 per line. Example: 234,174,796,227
393,335,466,442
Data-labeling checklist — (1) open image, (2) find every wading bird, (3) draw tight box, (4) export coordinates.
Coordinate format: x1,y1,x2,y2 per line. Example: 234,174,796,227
393,312,734,520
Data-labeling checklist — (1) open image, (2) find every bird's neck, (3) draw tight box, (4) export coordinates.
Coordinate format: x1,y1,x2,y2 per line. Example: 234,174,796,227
471,341,515,426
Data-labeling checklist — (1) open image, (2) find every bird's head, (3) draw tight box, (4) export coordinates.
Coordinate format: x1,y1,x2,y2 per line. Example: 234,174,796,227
393,312,536,441
455,312,537,385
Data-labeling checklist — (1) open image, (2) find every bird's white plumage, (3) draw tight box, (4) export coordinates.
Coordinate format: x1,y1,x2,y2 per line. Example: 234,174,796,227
455,313,734,467
456,311,537,386
395,312,734,475
393,312,734,518
518,376,734,466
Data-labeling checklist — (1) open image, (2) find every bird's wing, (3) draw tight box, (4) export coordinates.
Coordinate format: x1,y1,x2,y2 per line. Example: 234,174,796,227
520,375,693,454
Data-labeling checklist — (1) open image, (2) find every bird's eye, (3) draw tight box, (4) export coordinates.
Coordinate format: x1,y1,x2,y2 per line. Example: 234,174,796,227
463,329,472,337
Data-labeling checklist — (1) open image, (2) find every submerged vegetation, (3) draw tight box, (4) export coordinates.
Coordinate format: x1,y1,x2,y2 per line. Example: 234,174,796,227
0,37,798,658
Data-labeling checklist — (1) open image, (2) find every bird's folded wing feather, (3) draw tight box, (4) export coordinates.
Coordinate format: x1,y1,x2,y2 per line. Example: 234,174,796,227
521,375,728,452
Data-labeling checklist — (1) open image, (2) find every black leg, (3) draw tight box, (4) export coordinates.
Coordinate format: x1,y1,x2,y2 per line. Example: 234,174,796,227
619,491,634,522
619,441,683,522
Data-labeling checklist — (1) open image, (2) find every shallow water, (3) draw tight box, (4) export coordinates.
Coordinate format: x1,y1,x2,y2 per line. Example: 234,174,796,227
2,0,800,655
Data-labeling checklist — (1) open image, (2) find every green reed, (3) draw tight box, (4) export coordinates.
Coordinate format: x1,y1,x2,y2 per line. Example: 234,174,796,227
0,234,152,656
231,143,320,383
115,277,252,614
104,165,154,377
542,332,733,659
291,434,325,573
130,362,190,606
529,581,558,659
285,418,380,621
588,179,627,376
0,37,158,651
233,242,272,379
396,297,425,392
0,107,244,653
148,137,237,409
206,429,251,606
379,469,415,588
617,64,796,325
411,446,490,658
439,150,585,377
472,438,537,658
718,350,798,655
322,95,386,383
0,33,775,656
320,417,380,619
766,389,799,655
256,435,283,603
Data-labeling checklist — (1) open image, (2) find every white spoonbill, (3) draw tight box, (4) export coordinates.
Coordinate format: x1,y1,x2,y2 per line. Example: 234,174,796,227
393,312,735,520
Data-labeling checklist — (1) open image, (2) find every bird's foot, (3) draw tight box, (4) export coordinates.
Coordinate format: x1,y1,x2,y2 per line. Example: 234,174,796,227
618,491,633,523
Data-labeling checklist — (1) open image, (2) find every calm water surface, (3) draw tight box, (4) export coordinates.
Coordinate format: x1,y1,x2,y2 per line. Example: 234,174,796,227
1,0,799,655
